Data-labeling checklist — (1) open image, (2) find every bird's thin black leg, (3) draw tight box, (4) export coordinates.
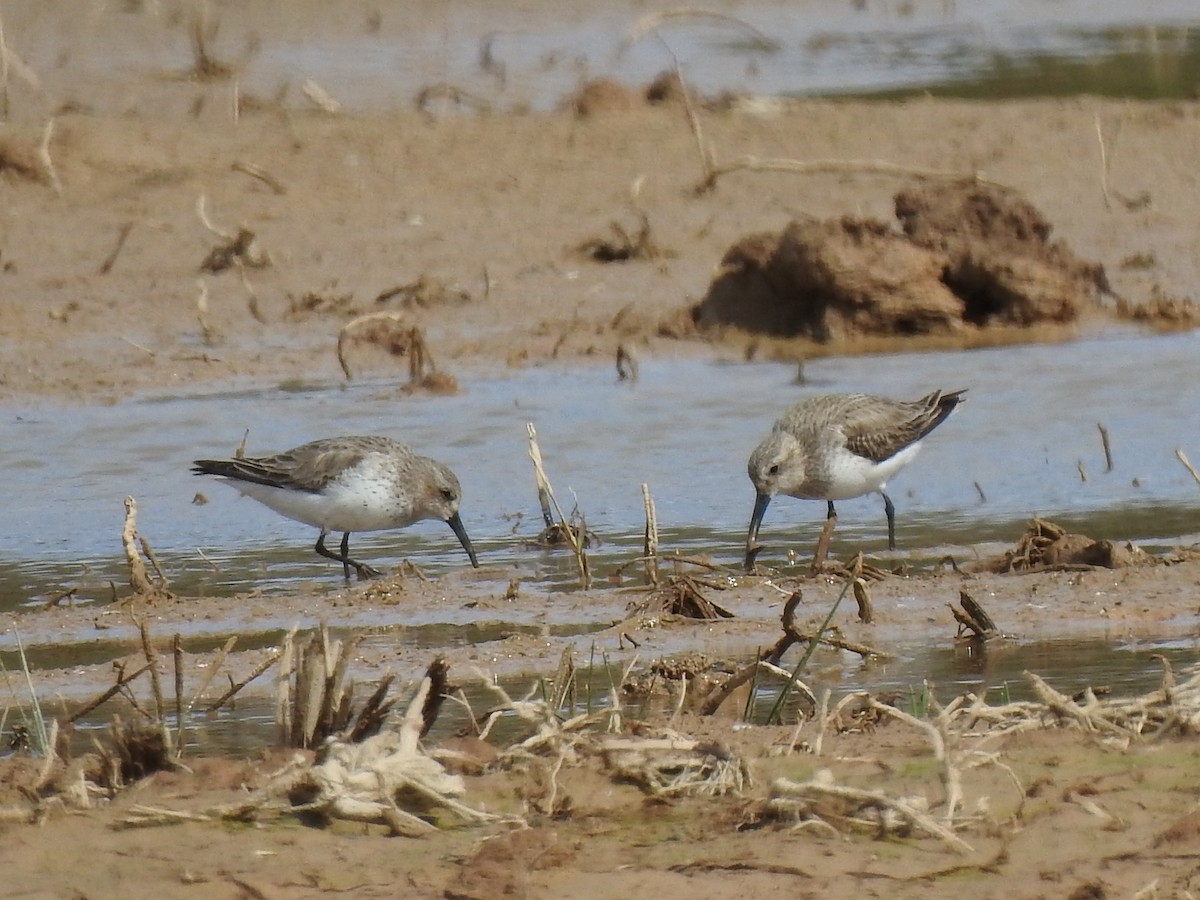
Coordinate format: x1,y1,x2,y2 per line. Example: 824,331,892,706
338,532,354,580
826,501,837,520
314,531,381,580
314,531,348,578
882,491,896,550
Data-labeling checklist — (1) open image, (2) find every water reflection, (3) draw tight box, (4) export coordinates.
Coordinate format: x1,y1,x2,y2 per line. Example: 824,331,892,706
42,636,1200,759
2,331,1199,606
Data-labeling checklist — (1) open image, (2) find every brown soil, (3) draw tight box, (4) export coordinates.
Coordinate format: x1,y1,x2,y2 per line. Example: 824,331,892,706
3,3,1200,897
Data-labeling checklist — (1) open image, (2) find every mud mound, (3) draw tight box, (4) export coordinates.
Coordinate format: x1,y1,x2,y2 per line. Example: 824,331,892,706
895,182,1110,326
694,181,1109,339
982,517,1150,572
700,217,964,339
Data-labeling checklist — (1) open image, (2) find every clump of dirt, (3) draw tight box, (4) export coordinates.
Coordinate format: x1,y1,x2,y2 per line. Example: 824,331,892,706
693,181,1110,339
699,217,964,339
981,517,1151,573
895,181,1110,326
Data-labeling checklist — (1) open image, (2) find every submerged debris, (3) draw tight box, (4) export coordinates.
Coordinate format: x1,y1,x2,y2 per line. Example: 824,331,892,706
986,517,1150,572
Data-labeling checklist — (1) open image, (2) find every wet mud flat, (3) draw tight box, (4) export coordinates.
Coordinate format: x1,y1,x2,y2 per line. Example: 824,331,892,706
5,544,1200,899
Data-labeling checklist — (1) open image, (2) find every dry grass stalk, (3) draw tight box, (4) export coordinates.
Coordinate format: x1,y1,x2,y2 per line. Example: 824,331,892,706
196,194,270,273
623,9,780,53
126,667,508,835
641,573,734,619
37,119,59,194
414,83,492,116
0,9,44,119
951,590,998,640
301,78,342,114
616,343,639,382
577,210,668,262
697,658,816,717
695,158,997,195
866,696,963,826
949,661,1200,742
172,634,185,753
526,423,591,588
134,617,171,754
273,625,397,748
188,8,234,81
852,577,873,624
231,160,286,195
121,496,166,597
67,662,154,725
766,770,974,854
186,635,236,714
600,735,750,797
1097,422,1114,472
1176,448,1200,487
641,483,659,585
762,590,886,666
204,648,282,714
98,222,134,275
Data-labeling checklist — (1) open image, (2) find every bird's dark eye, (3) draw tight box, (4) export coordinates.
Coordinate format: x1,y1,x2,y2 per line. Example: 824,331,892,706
440,488,456,502
768,464,780,476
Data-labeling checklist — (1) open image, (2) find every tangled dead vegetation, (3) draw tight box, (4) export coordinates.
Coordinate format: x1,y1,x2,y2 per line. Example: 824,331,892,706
984,517,1151,572
576,210,672,263
757,657,1200,849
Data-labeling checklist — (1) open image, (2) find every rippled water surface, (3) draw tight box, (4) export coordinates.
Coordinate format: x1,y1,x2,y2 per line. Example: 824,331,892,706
4,330,1198,608
15,0,1200,112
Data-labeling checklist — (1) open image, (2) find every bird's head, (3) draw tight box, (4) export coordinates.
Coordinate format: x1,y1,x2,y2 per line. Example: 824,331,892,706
421,461,479,568
747,430,804,498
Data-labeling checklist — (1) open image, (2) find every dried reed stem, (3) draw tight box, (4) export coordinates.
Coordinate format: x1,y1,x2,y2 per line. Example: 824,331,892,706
204,648,282,714
38,119,60,194
641,483,659,586
173,634,185,755
1097,423,1113,472
122,497,154,594
187,635,237,713
1176,448,1200,487
526,423,590,588
68,662,154,724
1094,113,1112,211
696,157,997,195
98,222,134,275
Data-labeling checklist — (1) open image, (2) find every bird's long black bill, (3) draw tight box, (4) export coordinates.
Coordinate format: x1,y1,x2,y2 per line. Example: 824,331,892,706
744,492,772,571
447,512,479,568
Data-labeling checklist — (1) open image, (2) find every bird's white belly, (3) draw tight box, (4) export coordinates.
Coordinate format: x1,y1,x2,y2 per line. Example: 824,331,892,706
230,480,412,533
816,442,923,500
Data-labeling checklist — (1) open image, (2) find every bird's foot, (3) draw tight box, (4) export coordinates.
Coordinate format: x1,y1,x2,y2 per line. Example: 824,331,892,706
743,542,765,574
352,561,383,580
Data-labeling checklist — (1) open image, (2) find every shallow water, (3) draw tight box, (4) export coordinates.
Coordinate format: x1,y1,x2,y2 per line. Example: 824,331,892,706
259,1,1200,107
51,633,1200,758
13,0,1199,115
3,329,1198,608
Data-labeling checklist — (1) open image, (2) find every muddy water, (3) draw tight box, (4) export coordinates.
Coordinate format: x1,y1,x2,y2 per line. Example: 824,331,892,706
11,0,1199,118
4,330,1198,609
231,1,1200,107
59,635,1200,758
4,330,1199,753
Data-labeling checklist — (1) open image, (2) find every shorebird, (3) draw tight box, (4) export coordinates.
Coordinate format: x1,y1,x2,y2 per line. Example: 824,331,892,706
745,389,965,570
193,435,479,579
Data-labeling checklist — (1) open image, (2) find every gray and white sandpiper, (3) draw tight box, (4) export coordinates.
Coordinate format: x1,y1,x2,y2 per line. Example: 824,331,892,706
745,389,965,569
193,435,479,579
